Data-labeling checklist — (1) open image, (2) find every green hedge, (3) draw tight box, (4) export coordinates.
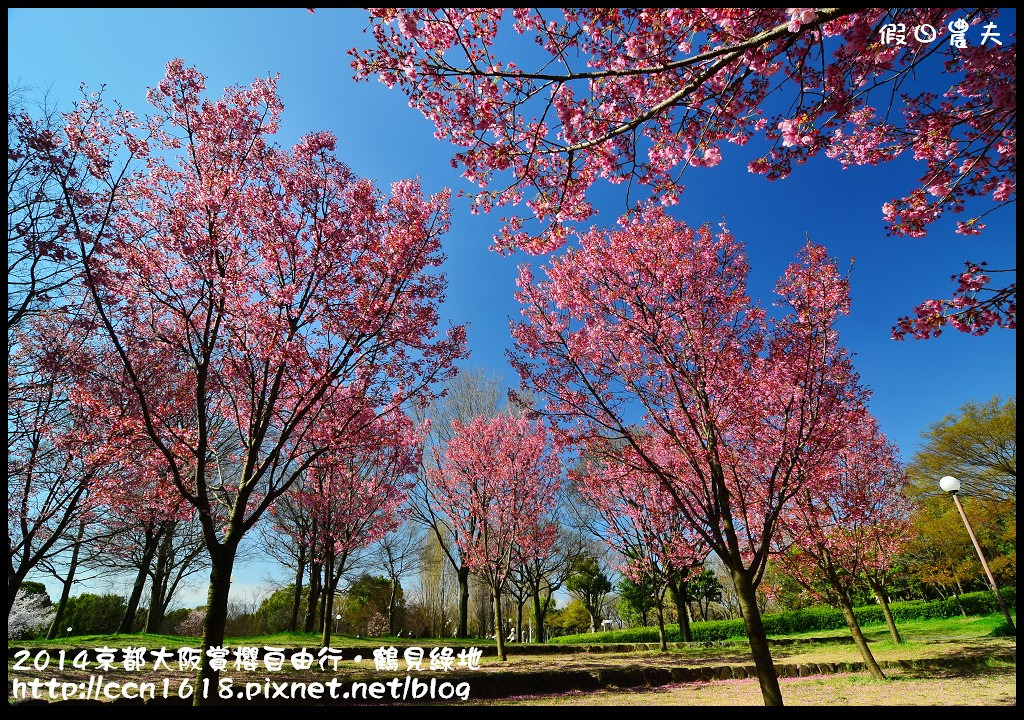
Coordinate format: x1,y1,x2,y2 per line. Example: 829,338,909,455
549,587,1016,644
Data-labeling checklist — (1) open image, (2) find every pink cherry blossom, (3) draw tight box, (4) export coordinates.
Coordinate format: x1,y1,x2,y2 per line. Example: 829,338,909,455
510,206,866,704
351,8,1015,334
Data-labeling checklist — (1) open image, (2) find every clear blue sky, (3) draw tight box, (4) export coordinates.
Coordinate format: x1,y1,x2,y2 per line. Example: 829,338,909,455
9,8,1016,606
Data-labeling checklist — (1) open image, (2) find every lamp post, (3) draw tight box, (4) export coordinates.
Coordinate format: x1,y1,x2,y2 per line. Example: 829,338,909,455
335,614,341,634
939,476,1015,632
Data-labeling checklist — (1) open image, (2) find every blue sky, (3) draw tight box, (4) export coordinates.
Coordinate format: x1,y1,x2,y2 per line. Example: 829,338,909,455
9,8,1016,607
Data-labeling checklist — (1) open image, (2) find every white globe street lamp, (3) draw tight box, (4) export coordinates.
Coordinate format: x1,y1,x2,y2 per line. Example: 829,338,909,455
938,475,961,493
939,476,1015,632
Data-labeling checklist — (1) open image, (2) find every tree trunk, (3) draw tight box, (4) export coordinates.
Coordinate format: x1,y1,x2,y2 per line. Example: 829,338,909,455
289,545,306,633
387,577,399,634
303,561,321,633
457,565,470,638
119,528,160,633
869,580,903,644
146,527,175,633
839,601,886,679
671,578,693,642
531,588,546,643
194,545,236,706
493,591,507,661
485,589,493,637
515,596,524,643
47,521,86,639
322,554,337,647
318,580,329,632
951,583,968,618
655,600,667,651
731,568,783,706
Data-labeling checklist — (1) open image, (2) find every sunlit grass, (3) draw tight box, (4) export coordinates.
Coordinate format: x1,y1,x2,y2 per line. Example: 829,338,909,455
767,612,1014,642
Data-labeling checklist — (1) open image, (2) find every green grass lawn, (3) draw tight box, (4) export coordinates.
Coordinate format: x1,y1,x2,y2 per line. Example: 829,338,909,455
765,612,1014,642
9,612,1013,652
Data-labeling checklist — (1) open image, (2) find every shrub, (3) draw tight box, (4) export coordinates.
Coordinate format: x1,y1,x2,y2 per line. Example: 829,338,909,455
61,593,128,635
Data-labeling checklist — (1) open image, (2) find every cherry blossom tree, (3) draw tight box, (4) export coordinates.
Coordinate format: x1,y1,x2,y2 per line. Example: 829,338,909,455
409,367,505,638
429,414,561,661
296,410,419,647
64,60,466,702
87,468,194,633
7,312,99,618
352,8,1015,336
510,208,866,705
517,521,584,644
772,417,910,678
856,435,914,645
575,449,710,648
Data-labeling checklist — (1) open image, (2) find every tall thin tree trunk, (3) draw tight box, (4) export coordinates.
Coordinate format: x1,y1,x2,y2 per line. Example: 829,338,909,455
951,582,968,618
146,527,175,633
868,580,903,644
321,550,347,646
289,545,306,633
515,595,524,643
303,561,321,633
839,601,886,679
322,554,336,647
493,590,507,661
655,596,668,652
671,577,693,642
319,582,328,632
457,565,470,638
388,576,399,636
731,568,783,706
47,521,86,639
194,543,237,706
531,588,546,643
120,528,160,633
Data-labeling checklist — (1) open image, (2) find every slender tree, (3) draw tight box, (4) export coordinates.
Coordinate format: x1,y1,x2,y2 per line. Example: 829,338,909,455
566,554,613,634
510,208,865,705
429,414,560,661
65,60,465,703
410,367,504,637
8,313,98,616
575,451,710,647
300,411,418,648
519,522,583,643
372,524,422,636
773,417,908,678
